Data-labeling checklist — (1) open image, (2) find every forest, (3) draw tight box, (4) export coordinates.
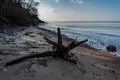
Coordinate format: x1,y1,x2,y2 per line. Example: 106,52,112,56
0,0,44,27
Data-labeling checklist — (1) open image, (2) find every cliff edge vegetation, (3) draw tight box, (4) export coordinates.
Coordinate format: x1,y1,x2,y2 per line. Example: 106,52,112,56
0,0,44,28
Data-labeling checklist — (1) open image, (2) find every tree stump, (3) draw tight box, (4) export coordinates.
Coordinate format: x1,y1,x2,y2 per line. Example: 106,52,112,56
5,27,88,67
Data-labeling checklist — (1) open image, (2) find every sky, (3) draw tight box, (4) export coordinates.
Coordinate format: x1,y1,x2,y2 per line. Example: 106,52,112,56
37,0,120,22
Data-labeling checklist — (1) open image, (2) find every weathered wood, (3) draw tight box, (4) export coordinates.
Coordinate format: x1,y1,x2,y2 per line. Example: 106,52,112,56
62,56,76,64
68,39,88,50
57,28,65,56
44,37,57,47
5,27,88,67
66,41,75,50
5,51,55,67
57,27,63,45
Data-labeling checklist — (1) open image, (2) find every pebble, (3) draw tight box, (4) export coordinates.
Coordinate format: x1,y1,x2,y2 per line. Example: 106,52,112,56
0,68,7,72
3,68,7,72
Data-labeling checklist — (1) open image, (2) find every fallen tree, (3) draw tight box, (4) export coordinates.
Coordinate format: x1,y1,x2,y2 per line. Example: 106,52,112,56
5,28,88,67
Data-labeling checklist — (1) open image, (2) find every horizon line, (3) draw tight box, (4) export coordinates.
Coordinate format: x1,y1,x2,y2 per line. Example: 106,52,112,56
47,21,120,23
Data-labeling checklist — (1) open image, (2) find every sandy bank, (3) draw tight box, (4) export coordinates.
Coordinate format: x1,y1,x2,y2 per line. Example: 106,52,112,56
0,26,120,80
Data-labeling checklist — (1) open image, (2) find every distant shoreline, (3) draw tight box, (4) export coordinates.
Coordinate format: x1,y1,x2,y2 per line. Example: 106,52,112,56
47,21,120,23
39,22,120,56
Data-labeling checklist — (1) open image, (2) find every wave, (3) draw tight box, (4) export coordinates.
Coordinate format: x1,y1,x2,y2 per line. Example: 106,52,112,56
94,32,120,38
39,23,120,56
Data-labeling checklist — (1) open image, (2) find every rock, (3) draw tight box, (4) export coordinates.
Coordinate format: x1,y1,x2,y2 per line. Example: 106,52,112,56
3,68,7,72
0,68,7,72
25,32,30,36
106,45,116,52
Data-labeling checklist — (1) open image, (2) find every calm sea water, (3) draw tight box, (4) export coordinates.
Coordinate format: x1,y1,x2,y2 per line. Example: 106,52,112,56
39,21,120,56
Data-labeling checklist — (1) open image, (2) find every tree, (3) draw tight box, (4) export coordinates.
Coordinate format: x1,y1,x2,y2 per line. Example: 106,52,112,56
0,0,44,26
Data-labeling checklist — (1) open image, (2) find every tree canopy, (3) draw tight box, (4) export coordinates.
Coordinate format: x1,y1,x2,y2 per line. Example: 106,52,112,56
0,0,44,27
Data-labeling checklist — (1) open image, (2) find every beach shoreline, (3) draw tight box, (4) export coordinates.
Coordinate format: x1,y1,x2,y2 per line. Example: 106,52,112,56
42,22,120,55
0,26,120,80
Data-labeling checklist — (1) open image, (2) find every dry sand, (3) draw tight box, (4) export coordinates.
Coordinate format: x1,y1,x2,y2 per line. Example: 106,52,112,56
0,26,120,80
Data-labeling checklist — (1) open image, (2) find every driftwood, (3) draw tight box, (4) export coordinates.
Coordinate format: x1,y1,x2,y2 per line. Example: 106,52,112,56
5,28,88,67
5,51,55,66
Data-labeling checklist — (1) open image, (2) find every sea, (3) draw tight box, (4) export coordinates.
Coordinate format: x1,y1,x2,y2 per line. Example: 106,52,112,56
39,21,120,56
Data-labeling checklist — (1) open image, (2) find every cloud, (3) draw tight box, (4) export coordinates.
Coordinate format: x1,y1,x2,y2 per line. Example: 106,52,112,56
78,0,83,4
38,6,59,21
34,0,43,2
38,5,76,21
71,0,83,4
38,5,115,21
55,0,60,2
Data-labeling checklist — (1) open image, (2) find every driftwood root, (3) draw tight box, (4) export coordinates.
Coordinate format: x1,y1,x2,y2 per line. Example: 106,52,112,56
5,28,88,67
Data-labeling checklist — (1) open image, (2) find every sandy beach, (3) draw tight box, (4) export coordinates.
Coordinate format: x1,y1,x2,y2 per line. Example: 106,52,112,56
0,26,120,80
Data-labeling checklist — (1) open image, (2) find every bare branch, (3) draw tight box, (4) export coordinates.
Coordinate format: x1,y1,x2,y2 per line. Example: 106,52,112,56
66,41,75,50
5,51,55,67
68,39,88,50
57,27,62,45
44,37,57,47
